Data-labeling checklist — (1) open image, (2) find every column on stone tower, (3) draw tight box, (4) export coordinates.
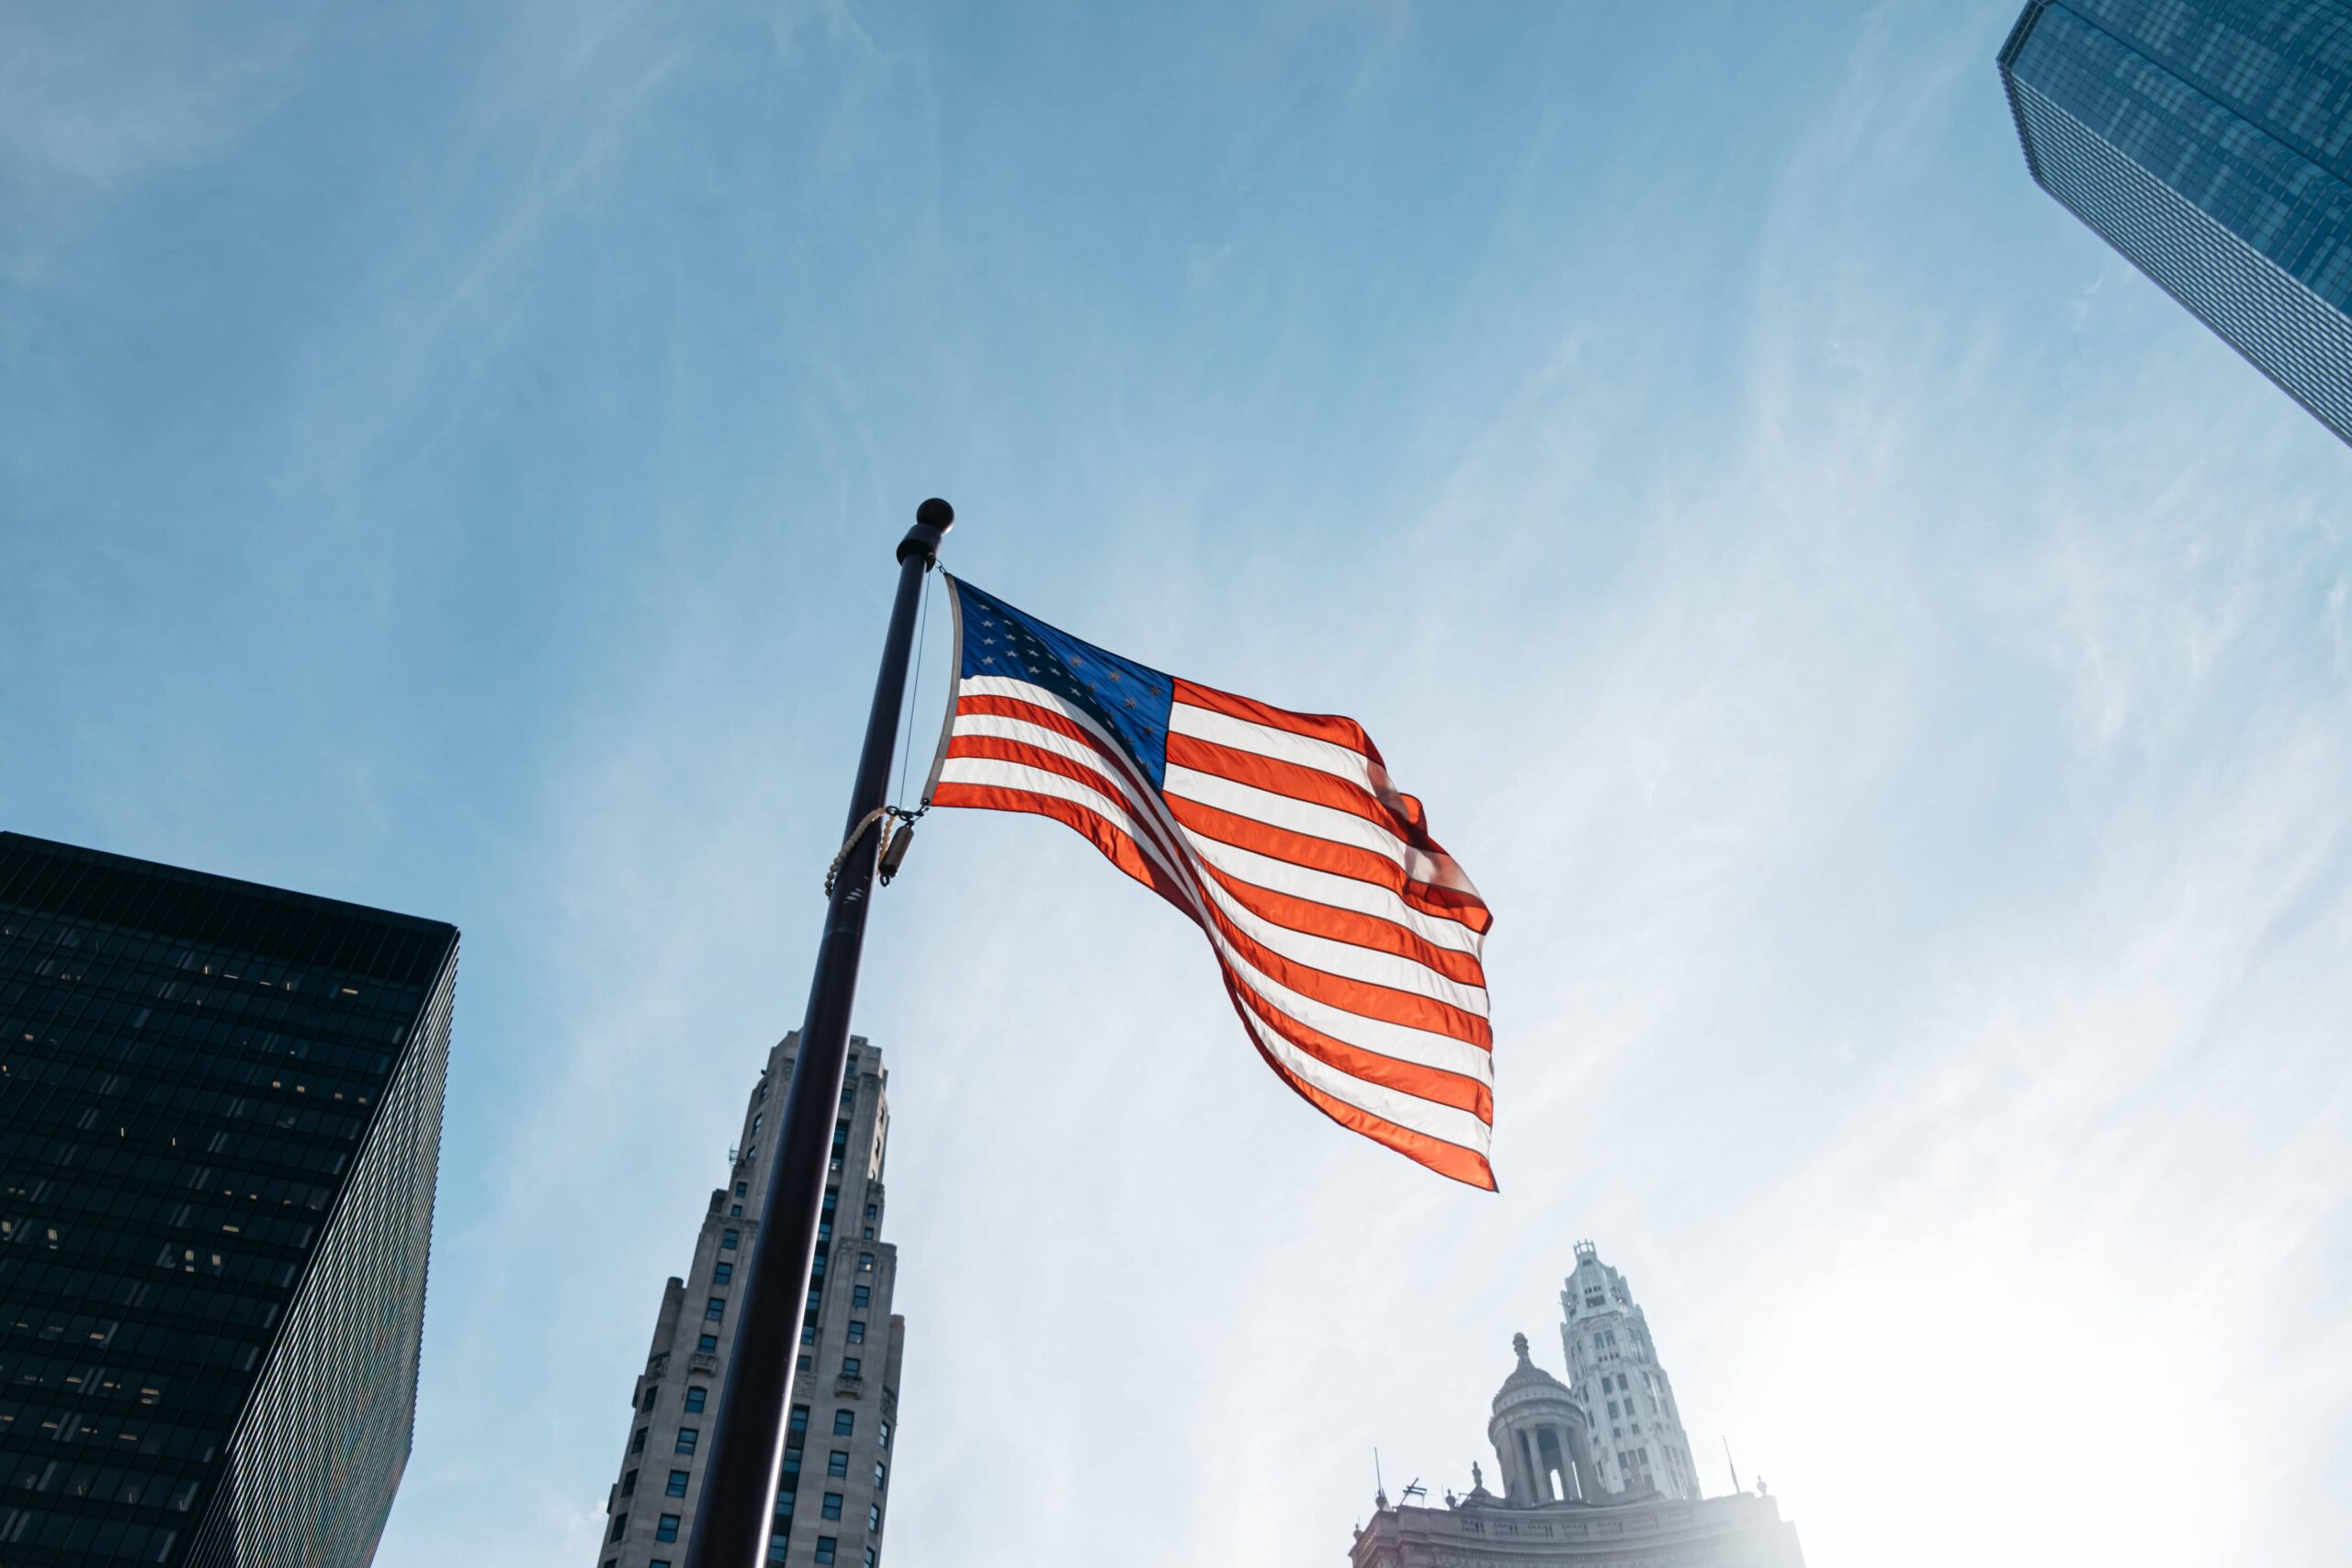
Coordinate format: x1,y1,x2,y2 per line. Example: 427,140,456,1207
1486,1333,1603,1505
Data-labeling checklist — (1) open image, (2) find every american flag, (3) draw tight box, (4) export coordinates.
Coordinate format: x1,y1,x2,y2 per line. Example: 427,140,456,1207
924,578,1495,1189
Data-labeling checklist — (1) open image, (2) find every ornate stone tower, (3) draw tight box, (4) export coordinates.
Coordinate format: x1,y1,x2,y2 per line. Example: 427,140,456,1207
1487,1334,1604,1505
1350,1316,1805,1568
595,1034,905,1568
1559,1240,1700,1499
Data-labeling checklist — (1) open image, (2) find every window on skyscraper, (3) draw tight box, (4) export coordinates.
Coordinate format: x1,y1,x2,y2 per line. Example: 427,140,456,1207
847,1320,865,1343
666,1471,688,1498
684,1386,707,1413
833,1411,854,1437
675,1428,698,1456
656,1515,680,1542
714,1262,733,1284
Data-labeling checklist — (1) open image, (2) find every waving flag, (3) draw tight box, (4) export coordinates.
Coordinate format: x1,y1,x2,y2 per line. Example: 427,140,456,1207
924,578,1496,1189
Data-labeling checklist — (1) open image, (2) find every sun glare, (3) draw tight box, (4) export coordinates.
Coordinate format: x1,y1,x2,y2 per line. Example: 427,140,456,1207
1745,1240,2218,1568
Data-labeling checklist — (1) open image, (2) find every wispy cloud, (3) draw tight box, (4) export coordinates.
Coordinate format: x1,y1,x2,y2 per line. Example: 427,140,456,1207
6,5,2348,1568
0,7,300,189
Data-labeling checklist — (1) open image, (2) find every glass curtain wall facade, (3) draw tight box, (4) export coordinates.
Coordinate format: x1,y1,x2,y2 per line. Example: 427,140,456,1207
0,834,458,1567
1999,1,2352,445
597,1033,904,1568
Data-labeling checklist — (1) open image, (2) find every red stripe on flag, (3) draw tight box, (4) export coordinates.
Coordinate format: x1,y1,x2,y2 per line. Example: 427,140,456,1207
1175,679,1376,760
1227,979,1493,1121
1404,876,1493,934
1223,978,1497,1190
955,736,1488,1044
1166,794,1487,935
929,776,1196,921
1193,853,1487,987
942,728,1193,877
1165,732,1399,835
1194,885,1492,1046
936,660,1498,1190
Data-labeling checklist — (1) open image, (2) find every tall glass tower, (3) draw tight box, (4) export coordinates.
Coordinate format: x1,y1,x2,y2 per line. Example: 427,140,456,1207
0,834,457,1567
1998,1,2352,446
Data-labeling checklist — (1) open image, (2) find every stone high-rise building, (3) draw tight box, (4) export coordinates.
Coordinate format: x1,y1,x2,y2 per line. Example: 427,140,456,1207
0,833,458,1568
1351,1255,1804,1568
1998,1,2352,446
1351,1335,1803,1567
597,1034,903,1568
1558,1240,1699,1500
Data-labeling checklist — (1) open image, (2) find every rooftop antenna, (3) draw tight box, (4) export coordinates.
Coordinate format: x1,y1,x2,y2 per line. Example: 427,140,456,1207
1399,1479,1427,1506
1723,1437,1743,1495
1374,1449,1389,1510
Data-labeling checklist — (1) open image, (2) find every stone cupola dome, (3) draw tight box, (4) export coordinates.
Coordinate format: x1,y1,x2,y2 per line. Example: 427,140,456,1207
1487,1334,1604,1506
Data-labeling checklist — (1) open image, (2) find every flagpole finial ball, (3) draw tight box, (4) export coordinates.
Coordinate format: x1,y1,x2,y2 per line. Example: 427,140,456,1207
899,498,956,564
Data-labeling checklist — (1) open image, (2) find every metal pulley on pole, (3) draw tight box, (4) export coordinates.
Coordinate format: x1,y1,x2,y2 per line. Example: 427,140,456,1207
682,498,954,1568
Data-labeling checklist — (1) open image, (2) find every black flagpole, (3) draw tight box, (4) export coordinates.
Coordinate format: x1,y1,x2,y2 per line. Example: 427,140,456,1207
682,498,954,1568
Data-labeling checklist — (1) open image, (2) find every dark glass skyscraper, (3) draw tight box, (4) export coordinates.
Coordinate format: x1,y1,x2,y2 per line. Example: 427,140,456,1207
0,835,458,1567
1999,1,2352,445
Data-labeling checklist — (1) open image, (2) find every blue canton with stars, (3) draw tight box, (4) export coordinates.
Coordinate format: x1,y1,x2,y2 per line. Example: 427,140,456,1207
951,577,1177,790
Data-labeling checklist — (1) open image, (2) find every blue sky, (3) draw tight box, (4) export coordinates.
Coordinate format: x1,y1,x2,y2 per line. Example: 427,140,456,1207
6,3,2350,1565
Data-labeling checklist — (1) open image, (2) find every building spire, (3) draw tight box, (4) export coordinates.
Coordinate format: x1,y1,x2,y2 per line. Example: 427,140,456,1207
1559,1240,1701,1499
